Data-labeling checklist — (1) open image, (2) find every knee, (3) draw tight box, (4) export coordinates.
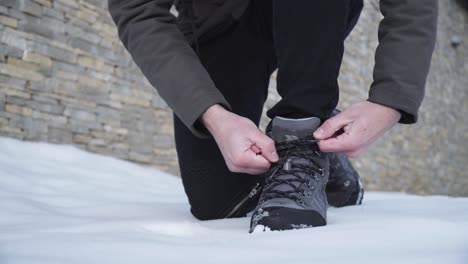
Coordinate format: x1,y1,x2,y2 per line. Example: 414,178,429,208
190,204,224,221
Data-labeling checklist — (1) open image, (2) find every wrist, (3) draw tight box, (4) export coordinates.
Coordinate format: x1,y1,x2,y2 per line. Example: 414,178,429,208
201,104,230,134
367,101,402,120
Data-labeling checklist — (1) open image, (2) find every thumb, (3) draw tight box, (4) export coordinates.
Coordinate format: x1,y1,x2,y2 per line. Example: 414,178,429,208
314,114,351,140
252,132,279,163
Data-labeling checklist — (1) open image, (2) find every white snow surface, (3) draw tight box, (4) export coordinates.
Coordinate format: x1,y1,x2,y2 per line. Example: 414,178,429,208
0,137,467,264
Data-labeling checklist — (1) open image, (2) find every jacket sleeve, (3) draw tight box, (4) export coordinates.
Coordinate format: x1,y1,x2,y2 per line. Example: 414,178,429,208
108,0,231,137
368,0,438,124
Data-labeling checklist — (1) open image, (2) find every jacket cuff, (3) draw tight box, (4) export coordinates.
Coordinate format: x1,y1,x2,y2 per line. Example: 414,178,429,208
368,82,421,124
178,91,231,138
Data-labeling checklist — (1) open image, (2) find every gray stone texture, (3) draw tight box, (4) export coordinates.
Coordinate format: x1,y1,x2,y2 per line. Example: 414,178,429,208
0,0,466,196
0,0,178,173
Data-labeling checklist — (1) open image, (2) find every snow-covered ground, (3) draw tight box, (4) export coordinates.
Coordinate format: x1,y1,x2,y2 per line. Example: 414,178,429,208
0,137,467,264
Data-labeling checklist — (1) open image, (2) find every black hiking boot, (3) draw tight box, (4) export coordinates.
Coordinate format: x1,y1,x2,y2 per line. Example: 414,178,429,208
250,117,329,233
326,153,364,207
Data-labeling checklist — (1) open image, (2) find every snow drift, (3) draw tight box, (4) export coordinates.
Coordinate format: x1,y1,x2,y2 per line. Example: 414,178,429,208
0,137,467,264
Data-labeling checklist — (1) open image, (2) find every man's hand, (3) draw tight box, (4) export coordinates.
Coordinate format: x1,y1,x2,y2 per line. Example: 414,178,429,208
313,101,401,158
202,104,279,175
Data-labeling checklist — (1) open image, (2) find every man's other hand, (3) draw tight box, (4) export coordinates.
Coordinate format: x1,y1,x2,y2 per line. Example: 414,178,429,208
202,104,279,175
313,101,401,158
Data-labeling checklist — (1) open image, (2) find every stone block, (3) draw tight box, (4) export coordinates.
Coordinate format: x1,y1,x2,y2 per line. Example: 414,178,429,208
64,107,97,122
19,20,53,39
76,7,98,25
5,103,33,116
111,148,129,160
48,93,97,108
68,119,100,133
20,15,65,39
27,81,53,93
11,115,47,135
89,138,107,147
49,78,80,96
0,44,23,58
47,126,72,143
52,61,85,75
87,70,119,84
0,74,27,87
84,0,107,9
31,110,67,126
55,0,79,8
27,101,64,114
55,70,80,81
78,86,110,105
18,0,42,17
0,93,5,111
109,84,133,96
110,93,150,107
7,57,39,71
77,55,113,73
26,41,77,63
5,96,28,107
22,50,52,67
73,133,92,144
86,144,110,155
24,129,47,141
129,151,152,164
103,125,127,136
42,6,64,20
0,63,44,81
1,83,31,99
98,100,122,109
0,0,18,9
0,125,25,140
78,75,106,89
32,0,53,8
0,15,18,28
65,25,102,45
0,27,28,50
96,106,121,121
31,94,59,104
152,134,174,149
69,37,97,54
70,38,118,63
0,116,8,126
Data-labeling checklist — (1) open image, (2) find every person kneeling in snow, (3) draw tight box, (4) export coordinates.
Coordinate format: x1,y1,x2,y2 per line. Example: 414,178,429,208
108,0,437,232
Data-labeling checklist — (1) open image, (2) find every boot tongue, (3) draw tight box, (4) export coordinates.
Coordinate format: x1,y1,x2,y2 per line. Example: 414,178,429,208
268,117,321,193
270,116,321,143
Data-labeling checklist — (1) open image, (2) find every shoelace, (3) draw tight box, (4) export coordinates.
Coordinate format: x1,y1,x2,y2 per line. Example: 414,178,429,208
261,137,325,202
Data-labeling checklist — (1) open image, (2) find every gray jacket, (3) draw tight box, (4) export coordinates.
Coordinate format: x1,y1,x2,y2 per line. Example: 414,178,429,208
108,0,438,137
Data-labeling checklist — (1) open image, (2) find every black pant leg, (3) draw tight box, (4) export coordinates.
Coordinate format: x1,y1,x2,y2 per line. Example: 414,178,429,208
174,2,275,220
267,0,363,121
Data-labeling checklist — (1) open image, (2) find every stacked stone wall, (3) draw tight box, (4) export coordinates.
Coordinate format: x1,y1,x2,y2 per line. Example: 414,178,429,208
0,0,178,174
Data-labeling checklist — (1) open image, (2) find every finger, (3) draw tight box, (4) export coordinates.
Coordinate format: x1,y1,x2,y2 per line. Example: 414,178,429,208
251,132,279,163
250,144,262,154
247,150,272,170
314,113,352,140
231,149,271,172
318,131,357,153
